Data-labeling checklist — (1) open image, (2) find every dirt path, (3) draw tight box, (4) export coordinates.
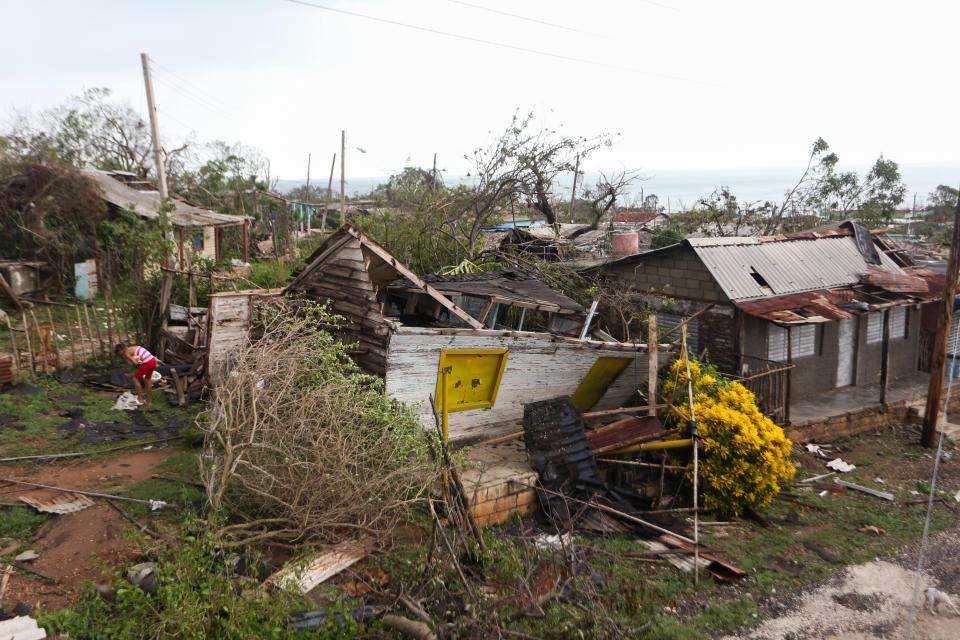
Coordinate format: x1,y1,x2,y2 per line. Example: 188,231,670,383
724,529,960,640
0,448,176,612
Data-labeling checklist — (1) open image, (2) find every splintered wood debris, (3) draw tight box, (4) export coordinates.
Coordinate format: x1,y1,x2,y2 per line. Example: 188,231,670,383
265,536,375,594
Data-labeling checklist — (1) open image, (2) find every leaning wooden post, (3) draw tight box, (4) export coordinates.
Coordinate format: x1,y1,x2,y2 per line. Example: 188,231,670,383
63,306,77,368
90,305,106,354
922,190,960,447
85,305,104,355
4,315,21,374
103,294,115,349
879,309,891,405
44,307,61,370
648,314,658,416
29,309,48,373
20,311,35,376
73,306,88,363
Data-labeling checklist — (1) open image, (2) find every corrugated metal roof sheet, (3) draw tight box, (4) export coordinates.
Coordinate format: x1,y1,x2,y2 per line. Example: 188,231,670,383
691,235,905,302
84,170,249,228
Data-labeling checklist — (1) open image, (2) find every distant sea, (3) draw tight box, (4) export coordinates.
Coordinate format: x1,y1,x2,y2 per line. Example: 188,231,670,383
274,163,960,210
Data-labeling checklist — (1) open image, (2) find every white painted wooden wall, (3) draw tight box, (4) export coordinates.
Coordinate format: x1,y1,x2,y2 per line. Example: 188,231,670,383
385,329,654,443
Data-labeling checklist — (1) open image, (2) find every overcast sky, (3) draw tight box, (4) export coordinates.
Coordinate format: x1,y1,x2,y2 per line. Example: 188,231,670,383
2,0,958,183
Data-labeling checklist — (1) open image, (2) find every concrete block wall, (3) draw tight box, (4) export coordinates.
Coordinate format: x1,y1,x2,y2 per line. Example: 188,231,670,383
607,247,727,303
787,391,960,443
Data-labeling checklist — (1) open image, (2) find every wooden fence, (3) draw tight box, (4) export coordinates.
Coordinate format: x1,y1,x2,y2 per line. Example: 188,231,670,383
725,354,795,424
2,298,133,377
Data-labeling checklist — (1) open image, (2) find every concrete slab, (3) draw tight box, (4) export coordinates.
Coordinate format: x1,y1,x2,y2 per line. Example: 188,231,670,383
790,373,930,426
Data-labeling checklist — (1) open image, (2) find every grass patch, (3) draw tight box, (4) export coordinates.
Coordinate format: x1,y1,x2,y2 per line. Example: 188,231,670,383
0,506,48,540
0,374,201,458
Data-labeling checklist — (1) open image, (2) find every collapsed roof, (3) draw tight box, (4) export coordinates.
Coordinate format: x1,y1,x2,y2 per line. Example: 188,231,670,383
388,271,585,315
84,169,250,228
592,223,942,324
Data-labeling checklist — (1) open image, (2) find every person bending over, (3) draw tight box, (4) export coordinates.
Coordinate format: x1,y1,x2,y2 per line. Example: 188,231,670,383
115,342,157,407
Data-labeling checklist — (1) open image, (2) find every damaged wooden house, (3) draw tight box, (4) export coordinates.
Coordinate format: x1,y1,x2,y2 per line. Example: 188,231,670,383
207,224,663,444
588,222,944,440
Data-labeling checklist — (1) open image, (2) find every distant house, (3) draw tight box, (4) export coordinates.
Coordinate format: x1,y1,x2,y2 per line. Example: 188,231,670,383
588,223,942,423
84,169,251,264
611,211,668,232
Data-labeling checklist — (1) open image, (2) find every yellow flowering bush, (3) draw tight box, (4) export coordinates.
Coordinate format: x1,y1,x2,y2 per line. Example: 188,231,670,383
662,359,795,517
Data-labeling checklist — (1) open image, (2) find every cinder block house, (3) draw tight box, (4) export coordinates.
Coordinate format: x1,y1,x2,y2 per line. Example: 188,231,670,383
589,223,943,422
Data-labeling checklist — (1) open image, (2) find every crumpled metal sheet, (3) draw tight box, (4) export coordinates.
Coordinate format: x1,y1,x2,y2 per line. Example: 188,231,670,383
19,492,96,514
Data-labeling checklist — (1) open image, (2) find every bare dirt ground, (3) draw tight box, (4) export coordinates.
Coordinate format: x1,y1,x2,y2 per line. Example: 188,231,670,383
0,449,174,611
724,528,960,640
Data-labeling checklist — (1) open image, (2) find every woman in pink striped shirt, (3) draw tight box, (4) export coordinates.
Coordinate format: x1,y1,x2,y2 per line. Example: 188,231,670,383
114,342,157,407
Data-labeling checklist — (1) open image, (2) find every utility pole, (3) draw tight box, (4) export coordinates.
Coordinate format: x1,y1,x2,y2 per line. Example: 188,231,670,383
340,130,346,222
304,153,312,232
921,191,960,447
568,153,580,224
140,53,168,200
322,152,336,231
432,152,438,191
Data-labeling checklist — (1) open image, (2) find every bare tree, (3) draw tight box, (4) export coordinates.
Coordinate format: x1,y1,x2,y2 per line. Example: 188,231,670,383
582,170,641,229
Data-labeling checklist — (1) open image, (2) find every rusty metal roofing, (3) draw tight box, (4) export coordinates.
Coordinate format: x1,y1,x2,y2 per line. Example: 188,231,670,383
585,415,665,454
687,235,906,302
19,493,95,514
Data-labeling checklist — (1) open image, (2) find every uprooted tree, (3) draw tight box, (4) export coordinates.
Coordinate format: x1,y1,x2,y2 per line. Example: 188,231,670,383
201,302,437,546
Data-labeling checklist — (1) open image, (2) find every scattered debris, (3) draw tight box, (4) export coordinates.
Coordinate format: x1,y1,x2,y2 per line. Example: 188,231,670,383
127,562,157,595
534,533,572,550
12,550,38,562
857,525,887,536
340,568,390,598
0,476,169,509
805,443,832,458
834,478,895,501
112,392,141,411
874,477,886,485
811,482,846,495
0,615,46,640
826,458,856,473
797,471,835,484
58,415,181,443
287,606,383,631
19,493,95,515
522,397,654,534
266,537,374,594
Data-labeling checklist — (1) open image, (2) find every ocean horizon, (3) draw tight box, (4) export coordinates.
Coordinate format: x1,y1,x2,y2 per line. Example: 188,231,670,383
274,162,960,211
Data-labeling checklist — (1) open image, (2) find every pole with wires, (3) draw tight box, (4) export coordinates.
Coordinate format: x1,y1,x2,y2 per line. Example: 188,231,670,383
905,321,960,639
681,324,700,588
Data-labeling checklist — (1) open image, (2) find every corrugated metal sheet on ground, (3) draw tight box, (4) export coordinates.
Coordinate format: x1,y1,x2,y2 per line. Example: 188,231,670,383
691,236,905,302
19,492,96,514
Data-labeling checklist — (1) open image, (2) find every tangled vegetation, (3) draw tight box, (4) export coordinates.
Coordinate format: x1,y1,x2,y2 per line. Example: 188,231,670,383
201,302,437,546
663,359,795,517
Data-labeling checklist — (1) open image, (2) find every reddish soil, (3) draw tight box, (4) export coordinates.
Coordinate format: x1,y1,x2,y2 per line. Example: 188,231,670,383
0,448,175,612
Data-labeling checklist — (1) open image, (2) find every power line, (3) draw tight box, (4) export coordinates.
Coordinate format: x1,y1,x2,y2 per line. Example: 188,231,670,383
442,0,603,37
279,0,705,85
152,71,225,113
151,59,229,110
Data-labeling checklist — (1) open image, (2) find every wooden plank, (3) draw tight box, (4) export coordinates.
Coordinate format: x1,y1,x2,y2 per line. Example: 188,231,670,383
341,227,484,330
266,536,374,594
385,331,652,443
